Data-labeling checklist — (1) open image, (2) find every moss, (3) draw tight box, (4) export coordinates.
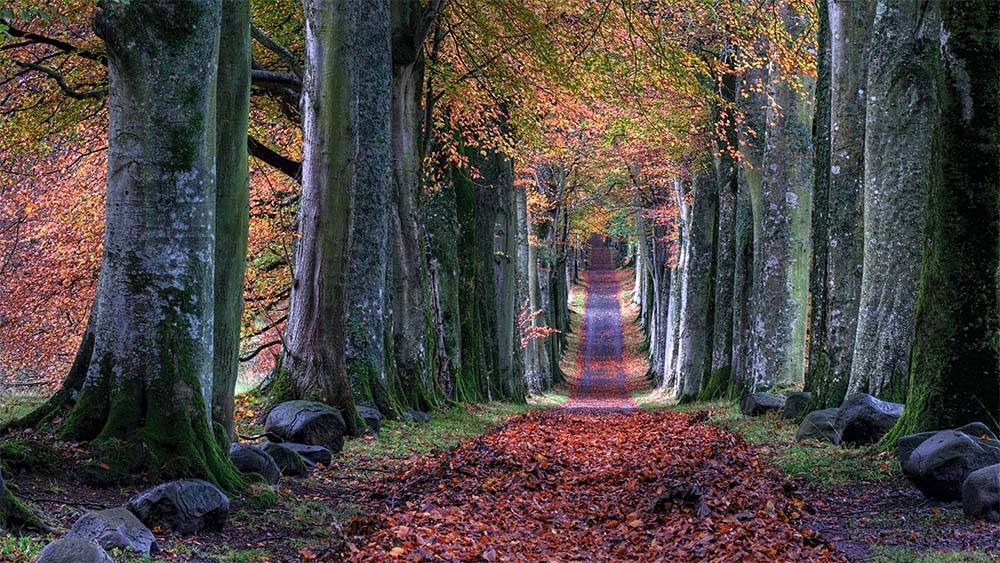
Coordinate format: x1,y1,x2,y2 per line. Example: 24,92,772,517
243,482,280,510
698,366,731,402
0,440,60,477
0,486,45,534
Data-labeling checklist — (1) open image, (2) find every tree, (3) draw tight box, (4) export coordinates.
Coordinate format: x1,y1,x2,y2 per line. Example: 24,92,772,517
0,458,44,533
212,0,253,441
805,0,869,407
849,0,937,401
282,0,367,435
891,0,1000,435
28,0,242,487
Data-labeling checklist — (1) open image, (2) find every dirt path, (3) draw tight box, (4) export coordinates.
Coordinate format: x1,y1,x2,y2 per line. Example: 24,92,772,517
350,243,846,562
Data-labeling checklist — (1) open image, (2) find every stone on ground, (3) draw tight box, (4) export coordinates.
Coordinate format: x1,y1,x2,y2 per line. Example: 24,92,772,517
265,400,347,453
898,422,998,466
66,507,158,556
356,405,382,434
962,464,1000,523
281,444,333,468
781,392,813,420
902,430,1000,501
261,443,308,477
35,538,114,563
403,411,431,424
795,408,841,444
229,443,281,484
833,393,903,445
127,479,230,535
740,392,786,416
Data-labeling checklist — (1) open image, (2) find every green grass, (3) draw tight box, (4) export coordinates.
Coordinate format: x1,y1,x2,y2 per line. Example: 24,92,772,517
684,401,899,487
870,546,997,563
345,401,536,459
0,394,46,427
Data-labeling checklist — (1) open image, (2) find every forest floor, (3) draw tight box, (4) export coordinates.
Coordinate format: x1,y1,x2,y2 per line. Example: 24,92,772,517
3,247,1000,562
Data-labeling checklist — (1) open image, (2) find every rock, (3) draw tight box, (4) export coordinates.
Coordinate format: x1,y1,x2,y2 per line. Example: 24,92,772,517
281,444,333,468
230,443,281,484
833,393,904,445
127,479,230,535
795,408,841,444
898,423,998,466
402,411,431,424
781,392,813,420
902,430,1000,501
35,538,114,563
963,464,1000,522
739,392,786,416
265,400,347,453
261,443,308,477
66,507,158,556
356,405,382,434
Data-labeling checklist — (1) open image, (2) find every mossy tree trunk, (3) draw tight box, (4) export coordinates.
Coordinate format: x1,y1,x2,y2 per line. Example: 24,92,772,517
849,0,938,401
493,152,524,399
893,0,999,435
750,5,814,390
677,169,718,402
806,0,869,407
345,0,396,415
283,0,358,435
0,459,44,533
425,172,463,398
212,0,252,442
454,158,489,401
53,0,241,488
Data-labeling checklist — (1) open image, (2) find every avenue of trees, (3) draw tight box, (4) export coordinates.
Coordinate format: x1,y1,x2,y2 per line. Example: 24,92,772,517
0,0,997,528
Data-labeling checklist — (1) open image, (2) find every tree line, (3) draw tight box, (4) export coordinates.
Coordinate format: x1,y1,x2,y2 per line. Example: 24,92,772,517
634,0,999,437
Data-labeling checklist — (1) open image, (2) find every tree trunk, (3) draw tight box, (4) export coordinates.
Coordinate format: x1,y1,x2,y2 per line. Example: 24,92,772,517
518,185,549,392
494,154,523,399
425,176,463,398
849,0,938,401
677,170,718,401
0,460,44,532
455,161,488,400
750,6,814,390
475,152,501,399
283,0,358,435
892,0,999,435
345,0,395,415
660,178,688,396
212,0,252,442
54,0,240,487
806,0,869,407
388,2,436,408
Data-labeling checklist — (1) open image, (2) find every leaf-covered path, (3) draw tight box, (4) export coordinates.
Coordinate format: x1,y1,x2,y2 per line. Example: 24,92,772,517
350,244,847,562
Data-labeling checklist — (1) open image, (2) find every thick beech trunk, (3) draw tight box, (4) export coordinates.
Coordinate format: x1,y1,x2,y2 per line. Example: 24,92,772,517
455,161,489,400
893,0,1000,435
0,460,43,532
806,0,869,407
660,178,687,396
212,0,252,441
425,177,463,398
518,185,550,392
53,0,240,487
849,0,938,401
283,0,358,435
750,7,814,390
677,170,718,401
494,154,523,399
345,0,395,414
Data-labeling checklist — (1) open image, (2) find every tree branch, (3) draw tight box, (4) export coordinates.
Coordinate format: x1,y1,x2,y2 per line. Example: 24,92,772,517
247,136,301,183
2,19,107,65
250,24,302,78
14,61,107,99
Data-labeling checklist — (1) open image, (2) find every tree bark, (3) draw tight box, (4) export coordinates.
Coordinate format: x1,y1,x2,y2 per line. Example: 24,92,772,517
425,176,463,398
677,170,718,401
750,5,814,390
283,0,358,435
345,0,395,415
0,459,44,532
54,0,240,487
849,0,938,401
893,0,1000,435
806,0,869,407
212,0,252,442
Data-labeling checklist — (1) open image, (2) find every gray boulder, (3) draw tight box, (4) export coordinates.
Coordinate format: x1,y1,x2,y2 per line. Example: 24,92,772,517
230,443,281,484
282,444,333,468
265,400,347,453
795,408,841,444
740,392,786,416
356,405,382,434
898,422,998,466
902,430,1000,501
403,411,431,424
962,464,1000,522
834,393,904,445
66,507,158,556
261,443,308,477
127,479,230,535
782,392,814,420
35,538,114,563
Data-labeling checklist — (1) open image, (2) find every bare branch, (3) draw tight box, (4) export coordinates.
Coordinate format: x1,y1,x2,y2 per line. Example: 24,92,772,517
250,24,302,78
14,60,107,99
